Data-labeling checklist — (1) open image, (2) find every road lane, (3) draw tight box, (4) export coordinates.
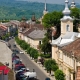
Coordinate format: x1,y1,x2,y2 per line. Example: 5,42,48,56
9,38,48,80
18,54,48,80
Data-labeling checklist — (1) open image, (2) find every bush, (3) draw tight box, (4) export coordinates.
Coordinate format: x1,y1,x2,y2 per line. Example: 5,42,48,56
40,53,51,58
52,65,58,72
44,54,51,58
54,69,65,80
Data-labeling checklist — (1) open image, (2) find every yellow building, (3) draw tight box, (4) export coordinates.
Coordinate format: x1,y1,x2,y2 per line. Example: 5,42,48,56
51,0,80,80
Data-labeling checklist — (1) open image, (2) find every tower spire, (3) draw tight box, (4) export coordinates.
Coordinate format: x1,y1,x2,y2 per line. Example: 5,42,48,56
71,0,76,8
43,0,48,15
61,0,73,21
44,0,47,11
63,0,70,16
60,0,73,36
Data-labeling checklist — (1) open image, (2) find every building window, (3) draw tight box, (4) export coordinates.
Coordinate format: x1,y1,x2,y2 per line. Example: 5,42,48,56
66,25,70,31
39,41,41,45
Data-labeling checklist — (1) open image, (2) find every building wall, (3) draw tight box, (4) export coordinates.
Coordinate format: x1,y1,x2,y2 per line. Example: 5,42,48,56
52,45,58,63
4,75,8,80
57,50,78,80
24,36,28,43
0,41,12,69
28,38,41,49
18,32,22,39
61,20,73,36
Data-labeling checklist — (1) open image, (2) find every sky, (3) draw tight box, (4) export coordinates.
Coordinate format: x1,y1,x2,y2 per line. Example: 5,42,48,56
20,0,80,4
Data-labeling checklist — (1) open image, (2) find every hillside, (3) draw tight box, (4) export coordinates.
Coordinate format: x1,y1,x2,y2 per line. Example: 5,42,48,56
0,0,80,20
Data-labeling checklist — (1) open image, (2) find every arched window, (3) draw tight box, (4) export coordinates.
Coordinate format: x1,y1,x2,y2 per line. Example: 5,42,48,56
66,25,70,31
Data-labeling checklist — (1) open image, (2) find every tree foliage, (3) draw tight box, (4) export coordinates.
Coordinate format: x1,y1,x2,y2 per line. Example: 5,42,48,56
42,11,63,29
0,0,67,20
44,59,58,74
54,69,65,80
40,36,51,54
70,8,80,32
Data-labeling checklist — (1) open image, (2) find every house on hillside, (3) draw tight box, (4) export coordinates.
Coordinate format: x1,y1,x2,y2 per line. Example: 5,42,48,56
18,20,29,40
0,40,12,69
51,0,80,80
23,24,45,43
1,20,20,36
0,25,8,39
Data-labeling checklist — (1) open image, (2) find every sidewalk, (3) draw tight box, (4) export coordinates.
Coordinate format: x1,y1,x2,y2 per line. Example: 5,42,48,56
15,42,55,80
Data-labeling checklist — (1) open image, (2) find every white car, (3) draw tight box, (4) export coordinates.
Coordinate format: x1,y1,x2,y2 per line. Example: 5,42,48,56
23,71,37,78
15,68,29,73
20,51,24,54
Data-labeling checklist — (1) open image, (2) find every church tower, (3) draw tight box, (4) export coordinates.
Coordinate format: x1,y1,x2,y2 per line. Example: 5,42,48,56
39,0,48,24
60,0,73,36
43,0,48,16
71,0,76,9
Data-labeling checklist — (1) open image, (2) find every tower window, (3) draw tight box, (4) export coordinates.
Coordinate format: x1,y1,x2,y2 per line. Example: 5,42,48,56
66,25,70,31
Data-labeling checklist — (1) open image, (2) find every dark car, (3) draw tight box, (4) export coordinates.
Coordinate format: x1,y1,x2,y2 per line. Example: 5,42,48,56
13,44,16,47
16,71,25,80
12,49,19,54
12,57,19,62
15,64,25,71
13,59,22,65
45,77,51,80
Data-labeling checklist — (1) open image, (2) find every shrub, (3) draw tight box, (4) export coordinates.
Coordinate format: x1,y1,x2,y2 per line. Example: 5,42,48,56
54,69,65,80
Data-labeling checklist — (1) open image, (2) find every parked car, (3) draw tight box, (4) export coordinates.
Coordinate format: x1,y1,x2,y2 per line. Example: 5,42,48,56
45,77,51,80
12,56,19,62
16,71,25,80
16,67,29,73
13,44,16,48
12,53,16,57
23,71,37,79
13,59,22,65
15,64,25,71
20,51,24,54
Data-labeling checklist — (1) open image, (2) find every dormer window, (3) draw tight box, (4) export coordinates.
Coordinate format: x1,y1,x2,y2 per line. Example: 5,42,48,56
66,25,70,31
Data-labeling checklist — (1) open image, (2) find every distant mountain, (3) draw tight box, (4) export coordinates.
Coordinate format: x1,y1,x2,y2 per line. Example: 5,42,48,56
0,0,80,20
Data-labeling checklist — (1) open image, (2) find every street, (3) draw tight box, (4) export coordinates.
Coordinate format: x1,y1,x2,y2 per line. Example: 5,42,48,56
9,38,49,80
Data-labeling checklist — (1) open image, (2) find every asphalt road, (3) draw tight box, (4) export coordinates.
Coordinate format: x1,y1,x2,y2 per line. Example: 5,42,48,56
8,38,48,80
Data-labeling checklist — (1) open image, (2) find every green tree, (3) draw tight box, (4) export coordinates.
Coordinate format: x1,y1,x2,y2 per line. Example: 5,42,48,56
40,36,51,54
52,64,58,72
55,69,65,80
70,8,80,32
29,48,39,59
44,59,57,74
42,11,63,39
42,11,63,29
20,42,28,50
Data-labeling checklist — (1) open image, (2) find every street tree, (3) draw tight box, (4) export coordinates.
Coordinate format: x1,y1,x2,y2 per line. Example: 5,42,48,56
44,59,57,74
54,69,65,80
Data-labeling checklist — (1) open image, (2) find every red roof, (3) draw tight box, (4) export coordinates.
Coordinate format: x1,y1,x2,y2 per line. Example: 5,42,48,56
0,25,7,30
0,66,10,75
